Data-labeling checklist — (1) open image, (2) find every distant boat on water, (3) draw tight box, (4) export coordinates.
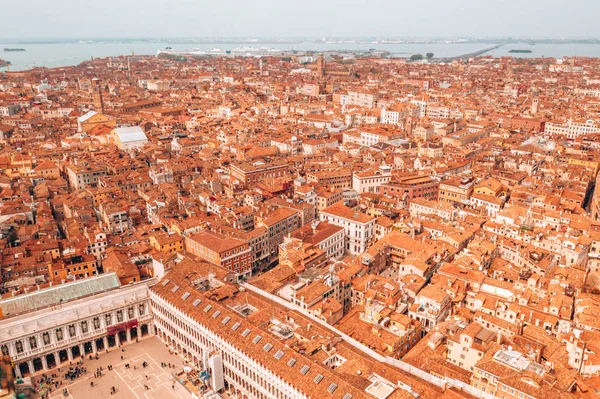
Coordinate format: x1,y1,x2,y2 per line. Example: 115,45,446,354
509,49,533,53
4,48,25,52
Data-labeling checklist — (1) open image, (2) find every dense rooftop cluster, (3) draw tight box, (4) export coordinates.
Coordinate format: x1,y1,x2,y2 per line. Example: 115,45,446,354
1,52,600,398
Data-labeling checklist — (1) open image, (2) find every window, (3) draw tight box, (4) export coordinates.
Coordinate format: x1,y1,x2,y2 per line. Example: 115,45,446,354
29,337,37,350
105,314,112,326
15,341,23,354
117,310,124,322
81,321,88,334
138,304,146,315
43,332,51,345
0,345,8,356
328,383,338,394
93,317,100,330
69,325,76,338
56,328,64,341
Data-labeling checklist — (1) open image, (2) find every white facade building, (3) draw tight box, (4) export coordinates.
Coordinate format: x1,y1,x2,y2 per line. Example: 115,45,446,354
112,126,148,151
319,203,375,255
410,99,428,117
314,225,345,260
346,91,377,108
146,80,171,91
290,221,345,260
0,274,153,377
352,165,392,194
544,119,599,139
380,103,412,125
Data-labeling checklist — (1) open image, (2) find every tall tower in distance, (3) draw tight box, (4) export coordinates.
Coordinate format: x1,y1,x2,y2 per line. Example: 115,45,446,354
316,53,325,78
531,92,539,114
92,77,104,114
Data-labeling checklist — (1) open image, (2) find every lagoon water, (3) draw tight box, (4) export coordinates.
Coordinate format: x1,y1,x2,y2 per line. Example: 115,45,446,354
1,41,600,71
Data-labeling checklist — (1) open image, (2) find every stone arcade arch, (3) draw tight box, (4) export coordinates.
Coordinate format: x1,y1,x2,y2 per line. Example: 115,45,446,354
18,363,29,377
118,331,127,345
95,338,105,352
32,358,43,373
58,349,69,363
46,353,56,369
71,345,81,359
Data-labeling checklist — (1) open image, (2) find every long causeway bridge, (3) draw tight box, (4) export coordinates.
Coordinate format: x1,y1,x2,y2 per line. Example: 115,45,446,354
442,43,506,62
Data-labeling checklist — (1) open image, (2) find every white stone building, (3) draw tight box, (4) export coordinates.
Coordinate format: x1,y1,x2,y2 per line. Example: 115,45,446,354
0,274,153,377
112,126,148,151
319,203,375,255
544,119,599,139
346,91,377,108
352,165,392,194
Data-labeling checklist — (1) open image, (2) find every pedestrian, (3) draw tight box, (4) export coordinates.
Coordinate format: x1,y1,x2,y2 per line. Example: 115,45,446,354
172,385,175,390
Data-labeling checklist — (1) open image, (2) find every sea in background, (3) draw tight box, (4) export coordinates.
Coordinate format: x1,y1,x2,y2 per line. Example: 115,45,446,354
1,41,600,71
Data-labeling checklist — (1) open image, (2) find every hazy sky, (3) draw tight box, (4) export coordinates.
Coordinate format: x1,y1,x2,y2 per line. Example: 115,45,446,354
2,0,599,39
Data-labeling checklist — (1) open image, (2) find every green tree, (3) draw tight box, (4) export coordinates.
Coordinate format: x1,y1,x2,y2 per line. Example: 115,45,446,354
426,52,434,59
410,54,423,61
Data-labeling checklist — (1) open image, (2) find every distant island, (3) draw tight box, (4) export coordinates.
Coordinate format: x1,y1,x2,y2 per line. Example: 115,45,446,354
0,59,10,67
4,48,25,52
509,49,533,53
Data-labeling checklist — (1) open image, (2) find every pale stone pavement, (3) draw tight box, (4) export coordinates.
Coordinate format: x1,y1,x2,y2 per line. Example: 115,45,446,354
34,337,194,399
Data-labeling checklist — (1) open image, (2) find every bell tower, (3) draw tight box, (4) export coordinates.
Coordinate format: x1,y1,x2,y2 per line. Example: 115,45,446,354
531,93,539,114
316,54,325,78
92,77,104,114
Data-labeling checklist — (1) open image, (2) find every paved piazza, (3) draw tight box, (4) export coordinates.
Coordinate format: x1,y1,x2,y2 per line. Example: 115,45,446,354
37,337,194,399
